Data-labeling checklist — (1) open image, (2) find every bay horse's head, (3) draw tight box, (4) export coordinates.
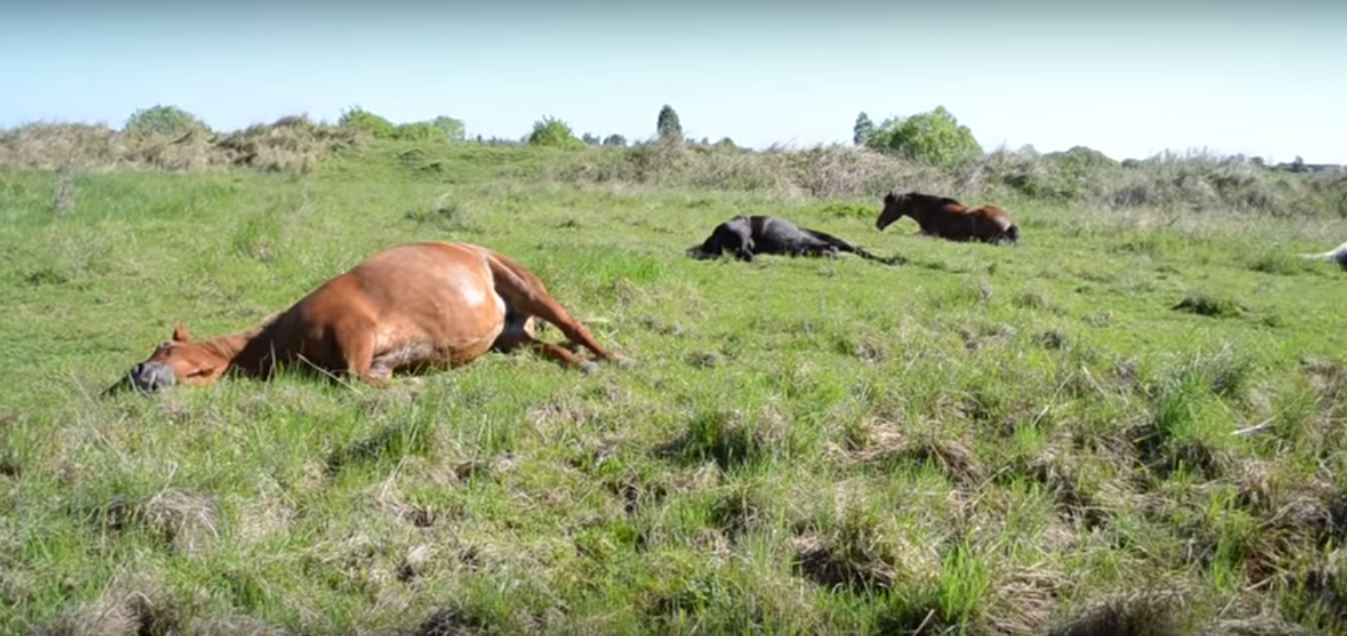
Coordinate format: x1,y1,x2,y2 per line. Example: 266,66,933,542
119,324,229,393
876,192,913,231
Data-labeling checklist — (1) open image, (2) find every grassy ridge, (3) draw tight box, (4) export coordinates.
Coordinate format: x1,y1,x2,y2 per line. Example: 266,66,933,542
1,143,1346,634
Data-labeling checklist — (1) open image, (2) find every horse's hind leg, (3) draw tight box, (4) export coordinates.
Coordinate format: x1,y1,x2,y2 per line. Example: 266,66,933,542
486,253,629,366
516,296,618,366
493,317,598,373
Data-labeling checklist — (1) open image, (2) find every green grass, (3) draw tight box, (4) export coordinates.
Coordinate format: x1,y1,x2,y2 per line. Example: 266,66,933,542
2,143,1346,635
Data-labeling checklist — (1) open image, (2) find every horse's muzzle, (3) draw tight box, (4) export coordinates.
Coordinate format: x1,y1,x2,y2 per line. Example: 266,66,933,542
130,361,176,393
686,246,715,260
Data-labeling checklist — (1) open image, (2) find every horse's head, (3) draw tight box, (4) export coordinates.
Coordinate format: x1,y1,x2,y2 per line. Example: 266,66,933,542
686,241,721,260
687,217,747,260
876,192,912,231
120,324,229,393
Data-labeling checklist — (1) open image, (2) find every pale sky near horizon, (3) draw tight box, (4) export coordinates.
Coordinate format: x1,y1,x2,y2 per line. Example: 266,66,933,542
2,0,1343,163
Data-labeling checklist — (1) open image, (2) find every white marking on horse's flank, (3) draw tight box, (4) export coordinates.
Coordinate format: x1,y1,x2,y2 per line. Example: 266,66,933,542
460,283,488,309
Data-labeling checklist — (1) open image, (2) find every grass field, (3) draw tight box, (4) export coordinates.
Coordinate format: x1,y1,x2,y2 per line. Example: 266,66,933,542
2,142,1346,635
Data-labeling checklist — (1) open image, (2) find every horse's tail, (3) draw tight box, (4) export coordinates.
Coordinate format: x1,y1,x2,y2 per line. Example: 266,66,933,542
1303,242,1347,269
805,229,906,266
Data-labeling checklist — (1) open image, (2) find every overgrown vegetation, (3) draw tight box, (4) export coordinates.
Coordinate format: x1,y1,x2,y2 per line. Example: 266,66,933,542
1,106,1345,634
3,105,1344,218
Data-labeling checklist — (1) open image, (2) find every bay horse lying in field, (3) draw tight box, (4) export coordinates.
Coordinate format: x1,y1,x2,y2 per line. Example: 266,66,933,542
875,192,1018,244
687,215,904,265
116,242,629,393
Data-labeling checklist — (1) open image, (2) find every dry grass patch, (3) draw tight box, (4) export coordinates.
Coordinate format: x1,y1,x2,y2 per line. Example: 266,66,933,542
42,572,181,636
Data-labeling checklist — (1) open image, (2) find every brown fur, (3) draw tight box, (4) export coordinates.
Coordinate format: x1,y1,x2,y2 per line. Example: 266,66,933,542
876,191,1018,244
124,242,626,390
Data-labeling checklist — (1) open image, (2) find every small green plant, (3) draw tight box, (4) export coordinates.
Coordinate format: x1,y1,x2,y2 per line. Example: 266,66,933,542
1173,292,1244,318
124,105,209,137
1248,250,1311,275
527,116,584,149
937,542,992,628
818,200,872,218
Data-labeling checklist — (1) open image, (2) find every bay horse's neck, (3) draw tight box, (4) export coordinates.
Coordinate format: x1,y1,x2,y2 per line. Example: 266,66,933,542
906,203,936,230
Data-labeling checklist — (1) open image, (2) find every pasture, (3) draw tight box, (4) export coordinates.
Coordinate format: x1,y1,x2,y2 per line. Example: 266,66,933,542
1,141,1346,635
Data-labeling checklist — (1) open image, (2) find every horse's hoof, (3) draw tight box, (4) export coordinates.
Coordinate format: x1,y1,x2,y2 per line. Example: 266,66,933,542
578,361,600,375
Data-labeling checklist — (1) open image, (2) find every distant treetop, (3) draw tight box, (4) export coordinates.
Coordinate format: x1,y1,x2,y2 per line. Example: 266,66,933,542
657,105,683,144
124,105,209,137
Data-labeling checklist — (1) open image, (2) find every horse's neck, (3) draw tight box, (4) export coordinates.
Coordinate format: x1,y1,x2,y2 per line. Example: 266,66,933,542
202,324,272,374
908,206,936,229
198,331,252,362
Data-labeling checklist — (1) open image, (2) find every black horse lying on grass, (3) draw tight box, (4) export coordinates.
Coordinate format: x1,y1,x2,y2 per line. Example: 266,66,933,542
687,215,904,265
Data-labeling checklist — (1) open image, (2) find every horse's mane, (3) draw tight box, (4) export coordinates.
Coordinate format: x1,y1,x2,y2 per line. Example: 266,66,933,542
904,192,962,207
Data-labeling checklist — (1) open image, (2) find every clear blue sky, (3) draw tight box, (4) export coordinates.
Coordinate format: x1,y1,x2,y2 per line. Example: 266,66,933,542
2,0,1343,163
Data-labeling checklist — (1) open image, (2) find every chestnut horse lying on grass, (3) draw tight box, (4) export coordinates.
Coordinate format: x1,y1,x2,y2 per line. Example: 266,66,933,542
115,242,629,393
876,192,1018,244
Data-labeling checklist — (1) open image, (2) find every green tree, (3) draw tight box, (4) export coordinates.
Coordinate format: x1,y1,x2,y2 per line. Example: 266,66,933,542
338,107,397,139
852,112,874,146
393,122,441,141
657,105,682,143
124,105,209,137
431,116,465,142
868,106,982,166
581,132,601,146
528,116,584,149
602,134,627,147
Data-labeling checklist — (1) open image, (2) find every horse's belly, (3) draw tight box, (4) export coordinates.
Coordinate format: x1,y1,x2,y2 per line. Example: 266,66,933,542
371,290,506,372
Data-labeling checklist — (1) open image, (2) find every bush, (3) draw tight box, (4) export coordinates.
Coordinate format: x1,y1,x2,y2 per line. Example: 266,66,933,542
124,105,209,137
602,134,627,147
869,106,982,167
338,107,397,139
528,117,584,149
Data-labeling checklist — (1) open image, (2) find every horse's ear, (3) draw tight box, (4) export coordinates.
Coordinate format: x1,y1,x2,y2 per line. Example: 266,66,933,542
172,323,191,343
884,192,895,204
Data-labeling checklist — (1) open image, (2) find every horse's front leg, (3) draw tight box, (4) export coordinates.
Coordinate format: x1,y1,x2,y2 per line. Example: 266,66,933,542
334,319,391,388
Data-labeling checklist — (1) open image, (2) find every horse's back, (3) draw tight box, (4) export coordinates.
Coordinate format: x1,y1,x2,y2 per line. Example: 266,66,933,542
293,242,503,336
972,206,1015,231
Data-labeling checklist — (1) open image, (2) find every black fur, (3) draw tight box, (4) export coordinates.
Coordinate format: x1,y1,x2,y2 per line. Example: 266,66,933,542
687,215,903,265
